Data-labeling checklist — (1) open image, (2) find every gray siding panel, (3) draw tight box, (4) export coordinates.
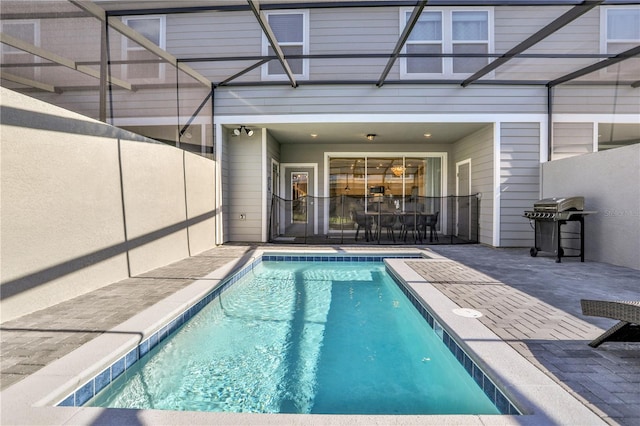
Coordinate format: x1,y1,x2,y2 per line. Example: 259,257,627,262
553,122,594,160
224,129,263,242
553,86,640,115
216,85,549,116
452,125,495,245
495,7,600,80
500,122,540,247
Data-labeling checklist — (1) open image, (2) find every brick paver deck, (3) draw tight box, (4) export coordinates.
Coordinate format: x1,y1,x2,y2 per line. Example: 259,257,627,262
413,247,640,426
0,245,253,390
1,244,638,425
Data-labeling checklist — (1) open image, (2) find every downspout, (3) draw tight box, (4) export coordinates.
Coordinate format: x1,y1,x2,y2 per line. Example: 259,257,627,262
547,85,553,162
542,84,554,200
99,18,108,122
211,84,222,246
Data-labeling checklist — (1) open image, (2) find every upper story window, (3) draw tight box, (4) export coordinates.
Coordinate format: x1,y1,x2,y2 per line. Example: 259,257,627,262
604,7,640,54
262,10,309,80
601,7,640,75
0,20,40,80
122,15,166,80
402,8,492,78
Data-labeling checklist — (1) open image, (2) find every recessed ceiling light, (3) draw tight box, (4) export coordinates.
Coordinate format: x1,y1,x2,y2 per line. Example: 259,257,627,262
311,133,318,138
424,133,432,138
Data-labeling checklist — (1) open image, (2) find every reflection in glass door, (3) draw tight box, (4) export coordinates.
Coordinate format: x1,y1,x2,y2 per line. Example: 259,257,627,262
291,172,308,224
328,155,443,232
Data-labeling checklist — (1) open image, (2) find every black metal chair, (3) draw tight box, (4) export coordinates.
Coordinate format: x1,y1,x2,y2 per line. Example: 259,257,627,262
423,211,439,242
377,212,397,242
400,202,424,243
352,209,372,242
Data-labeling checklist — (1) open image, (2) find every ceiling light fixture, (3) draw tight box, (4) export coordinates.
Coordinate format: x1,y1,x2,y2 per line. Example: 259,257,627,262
390,165,405,177
424,133,432,138
366,134,376,141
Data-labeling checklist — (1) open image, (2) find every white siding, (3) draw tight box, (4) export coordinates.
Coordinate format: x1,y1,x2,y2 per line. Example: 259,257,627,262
500,123,541,247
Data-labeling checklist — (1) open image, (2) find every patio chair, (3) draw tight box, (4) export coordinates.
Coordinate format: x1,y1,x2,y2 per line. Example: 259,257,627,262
400,203,424,243
580,299,640,348
352,209,372,242
423,211,439,242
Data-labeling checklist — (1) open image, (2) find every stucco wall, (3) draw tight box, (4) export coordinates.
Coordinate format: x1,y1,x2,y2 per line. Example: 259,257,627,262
541,144,640,270
0,88,217,322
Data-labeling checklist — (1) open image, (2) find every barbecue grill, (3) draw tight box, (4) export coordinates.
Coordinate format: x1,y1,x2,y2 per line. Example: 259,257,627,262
523,197,595,263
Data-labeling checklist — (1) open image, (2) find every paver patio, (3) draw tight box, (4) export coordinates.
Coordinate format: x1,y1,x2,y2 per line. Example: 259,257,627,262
1,244,638,425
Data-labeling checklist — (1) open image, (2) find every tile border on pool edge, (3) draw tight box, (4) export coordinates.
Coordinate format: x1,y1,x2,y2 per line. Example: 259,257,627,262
385,265,520,416
56,252,424,407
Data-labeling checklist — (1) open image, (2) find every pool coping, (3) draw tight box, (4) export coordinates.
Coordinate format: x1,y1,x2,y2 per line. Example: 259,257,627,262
0,247,605,425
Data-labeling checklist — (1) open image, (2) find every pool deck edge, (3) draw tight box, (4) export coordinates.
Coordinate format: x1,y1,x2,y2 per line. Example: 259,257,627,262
0,247,609,425
385,258,606,426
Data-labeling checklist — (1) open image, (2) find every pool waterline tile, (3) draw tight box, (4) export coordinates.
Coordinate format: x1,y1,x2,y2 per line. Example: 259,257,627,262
57,251,518,416
385,265,521,416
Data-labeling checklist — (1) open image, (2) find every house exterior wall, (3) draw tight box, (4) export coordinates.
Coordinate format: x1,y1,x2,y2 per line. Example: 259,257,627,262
224,128,263,242
451,125,495,245
3,3,637,251
499,123,542,247
553,122,594,160
266,131,281,240
553,86,640,115
0,88,217,322
214,85,549,116
171,5,605,85
541,144,640,270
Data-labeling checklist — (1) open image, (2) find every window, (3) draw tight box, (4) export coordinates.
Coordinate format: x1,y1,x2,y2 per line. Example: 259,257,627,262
602,7,640,74
406,12,443,74
452,11,489,73
262,11,308,80
122,16,166,80
0,20,39,80
402,8,492,78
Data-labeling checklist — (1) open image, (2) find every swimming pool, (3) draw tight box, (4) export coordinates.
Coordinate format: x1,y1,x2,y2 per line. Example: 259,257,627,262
73,255,515,415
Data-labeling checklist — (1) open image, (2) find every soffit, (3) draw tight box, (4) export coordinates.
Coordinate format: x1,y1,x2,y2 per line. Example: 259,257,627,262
225,122,489,145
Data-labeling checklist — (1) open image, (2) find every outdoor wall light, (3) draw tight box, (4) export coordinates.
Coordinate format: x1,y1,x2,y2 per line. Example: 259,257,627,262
366,134,376,141
233,126,254,137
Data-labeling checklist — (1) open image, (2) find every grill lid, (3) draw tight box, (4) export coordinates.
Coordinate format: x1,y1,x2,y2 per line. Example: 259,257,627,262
533,196,584,212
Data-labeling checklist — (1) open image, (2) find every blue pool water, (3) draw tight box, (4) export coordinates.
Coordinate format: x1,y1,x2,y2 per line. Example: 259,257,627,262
88,261,500,415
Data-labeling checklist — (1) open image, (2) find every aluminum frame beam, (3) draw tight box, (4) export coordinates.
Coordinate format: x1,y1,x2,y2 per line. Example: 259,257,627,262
0,32,132,90
0,71,58,93
548,45,640,87
103,1,637,17
69,0,211,88
247,0,297,88
461,0,603,87
377,0,428,87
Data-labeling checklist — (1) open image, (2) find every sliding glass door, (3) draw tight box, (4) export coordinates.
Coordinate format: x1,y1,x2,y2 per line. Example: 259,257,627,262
328,154,444,232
